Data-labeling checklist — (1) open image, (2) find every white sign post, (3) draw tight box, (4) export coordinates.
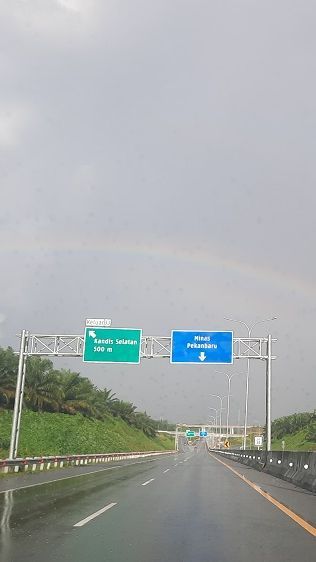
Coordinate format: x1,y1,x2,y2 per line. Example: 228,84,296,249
254,436,263,449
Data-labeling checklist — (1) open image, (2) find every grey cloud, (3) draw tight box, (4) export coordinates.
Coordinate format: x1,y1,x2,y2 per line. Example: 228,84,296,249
0,1,315,422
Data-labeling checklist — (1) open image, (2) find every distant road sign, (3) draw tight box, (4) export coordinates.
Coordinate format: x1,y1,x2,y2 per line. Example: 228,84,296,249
186,431,195,437
83,327,142,364
85,318,112,327
254,436,263,447
171,331,233,364
200,431,208,437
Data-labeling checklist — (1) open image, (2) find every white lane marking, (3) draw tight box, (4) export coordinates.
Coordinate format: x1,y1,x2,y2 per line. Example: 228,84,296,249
179,461,183,464
74,502,117,527
0,459,159,494
163,469,170,473
142,478,155,486
174,464,178,467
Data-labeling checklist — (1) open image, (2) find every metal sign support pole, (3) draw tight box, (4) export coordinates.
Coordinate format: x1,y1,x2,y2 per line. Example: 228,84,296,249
13,346,28,459
265,334,272,452
9,330,28,460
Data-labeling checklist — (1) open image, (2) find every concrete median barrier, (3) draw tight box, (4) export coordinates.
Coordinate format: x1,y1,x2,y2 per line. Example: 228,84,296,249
210,449,316,493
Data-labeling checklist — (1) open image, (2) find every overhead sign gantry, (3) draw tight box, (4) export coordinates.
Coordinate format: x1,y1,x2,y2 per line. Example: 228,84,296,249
9,323,276,460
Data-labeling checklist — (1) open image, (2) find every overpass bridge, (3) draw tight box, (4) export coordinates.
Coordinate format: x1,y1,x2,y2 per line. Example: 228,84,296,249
159,426,248,453
158,423,263,451
157,425,246,437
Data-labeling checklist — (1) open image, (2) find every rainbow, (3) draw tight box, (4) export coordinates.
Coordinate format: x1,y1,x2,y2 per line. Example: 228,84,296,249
2,237,314,299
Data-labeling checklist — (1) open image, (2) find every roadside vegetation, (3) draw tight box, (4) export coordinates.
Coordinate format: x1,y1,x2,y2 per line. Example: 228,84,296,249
0,346,175,457
0,410,174,457
271,411,316,451
224,427,264,449
227,412,316,451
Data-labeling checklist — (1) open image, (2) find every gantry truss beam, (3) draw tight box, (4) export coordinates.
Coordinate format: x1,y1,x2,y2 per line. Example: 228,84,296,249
25,334,276,360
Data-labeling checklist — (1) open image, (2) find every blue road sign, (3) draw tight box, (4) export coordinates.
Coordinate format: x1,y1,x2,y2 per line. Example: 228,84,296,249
200,431,208,437
170,331,233,364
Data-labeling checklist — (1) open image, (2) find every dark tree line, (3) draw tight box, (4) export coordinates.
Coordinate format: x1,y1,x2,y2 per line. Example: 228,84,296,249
272,411,316,442
0,347,175,439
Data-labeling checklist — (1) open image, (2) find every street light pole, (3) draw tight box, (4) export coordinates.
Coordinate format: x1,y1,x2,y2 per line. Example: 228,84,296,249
215,371,241,439
210,394,227,441
207,417,216,448
224,317,277,449
226,375,232,439
209,407,219,433
225,373,239,439
208,416,216,448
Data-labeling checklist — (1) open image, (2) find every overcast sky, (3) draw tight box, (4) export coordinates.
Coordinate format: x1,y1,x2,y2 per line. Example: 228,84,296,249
1,1,315,425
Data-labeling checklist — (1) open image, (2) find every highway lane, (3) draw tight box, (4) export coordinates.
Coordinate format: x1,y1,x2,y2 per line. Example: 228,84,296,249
0,455,173,493
0,445,315,562
210,452,316,528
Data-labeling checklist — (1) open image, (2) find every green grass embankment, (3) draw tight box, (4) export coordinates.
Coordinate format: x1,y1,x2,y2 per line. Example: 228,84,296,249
228,430,316,451
272,429,316,452
0,410,174,458
226,433,260,449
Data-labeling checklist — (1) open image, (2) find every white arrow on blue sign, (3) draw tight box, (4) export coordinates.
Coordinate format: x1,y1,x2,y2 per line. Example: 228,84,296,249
170,330,233,364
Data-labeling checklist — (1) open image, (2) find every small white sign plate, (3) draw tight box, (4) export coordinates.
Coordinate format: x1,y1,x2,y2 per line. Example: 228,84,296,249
85,318,112,327
254,436,263,447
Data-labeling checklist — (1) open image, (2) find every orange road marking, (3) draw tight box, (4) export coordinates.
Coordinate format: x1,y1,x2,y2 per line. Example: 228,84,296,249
209,452,316,537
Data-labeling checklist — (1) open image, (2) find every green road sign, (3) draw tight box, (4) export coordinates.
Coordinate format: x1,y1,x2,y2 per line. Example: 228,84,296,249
186,431,195,437
83,327,142,364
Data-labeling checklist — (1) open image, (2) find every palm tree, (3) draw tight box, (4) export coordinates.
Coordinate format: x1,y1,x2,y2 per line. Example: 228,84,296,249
24,357,62,412
109,400,137,424
93,387,117,419
0,347,18,407
59,370,100,417
134,411,156,438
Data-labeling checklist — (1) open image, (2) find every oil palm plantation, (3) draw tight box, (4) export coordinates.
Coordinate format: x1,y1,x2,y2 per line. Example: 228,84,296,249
24,356,63,412
109,400,137,424
0,347,18,407
58,370,101,418
0,347,164,440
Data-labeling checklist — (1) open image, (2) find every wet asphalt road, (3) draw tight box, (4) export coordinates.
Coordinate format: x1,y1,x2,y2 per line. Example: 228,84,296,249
0,446,315,562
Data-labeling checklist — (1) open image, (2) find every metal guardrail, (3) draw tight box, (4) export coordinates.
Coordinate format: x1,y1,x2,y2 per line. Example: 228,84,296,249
0,450,174,474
